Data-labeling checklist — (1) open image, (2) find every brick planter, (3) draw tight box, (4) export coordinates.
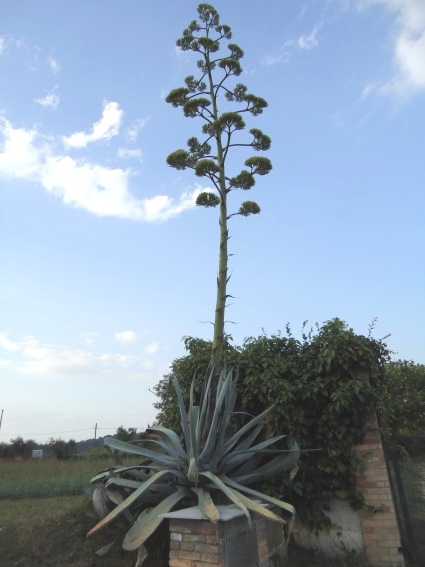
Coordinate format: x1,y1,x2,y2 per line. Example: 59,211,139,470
162,505,287,567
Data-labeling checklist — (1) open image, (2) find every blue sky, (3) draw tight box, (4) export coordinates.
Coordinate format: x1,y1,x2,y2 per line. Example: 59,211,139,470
1,0,424,442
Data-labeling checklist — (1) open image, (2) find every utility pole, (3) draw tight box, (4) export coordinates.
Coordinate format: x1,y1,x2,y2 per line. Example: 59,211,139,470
94,422,97,440
0,409,3,432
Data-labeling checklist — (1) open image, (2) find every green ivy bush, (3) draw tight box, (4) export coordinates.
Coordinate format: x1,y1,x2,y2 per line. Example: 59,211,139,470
378,359,425,439
153,318,390,529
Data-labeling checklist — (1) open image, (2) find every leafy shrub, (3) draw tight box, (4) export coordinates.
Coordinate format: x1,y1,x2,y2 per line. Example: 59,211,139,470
153,318,390,529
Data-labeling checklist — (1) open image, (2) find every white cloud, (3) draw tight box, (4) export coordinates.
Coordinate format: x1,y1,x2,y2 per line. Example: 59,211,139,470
118,147,143,160
297,25,321,50
0,333,20,351
141,190,201,222
82,332,99,346
262,22,322,66
48,55,60,74
127,118,150,142
145,341,160,355
360,0,425,98
0,35,24,55
262,52,288,66
115,331,137,344
40,154,136,217
0,115,201,221
0,334,144,377
63,101,123,148
0,335,94,375
0,119,46,179
35,87,60,109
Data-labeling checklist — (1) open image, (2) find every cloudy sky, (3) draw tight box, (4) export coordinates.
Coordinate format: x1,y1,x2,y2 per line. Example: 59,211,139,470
1,0,424,442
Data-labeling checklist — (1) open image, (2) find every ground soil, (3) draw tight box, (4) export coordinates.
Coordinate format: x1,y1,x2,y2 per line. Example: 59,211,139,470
0,495,168,567
0,494,360,566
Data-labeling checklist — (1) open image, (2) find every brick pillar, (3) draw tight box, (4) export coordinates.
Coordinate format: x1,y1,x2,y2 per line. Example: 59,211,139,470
353,412,405,567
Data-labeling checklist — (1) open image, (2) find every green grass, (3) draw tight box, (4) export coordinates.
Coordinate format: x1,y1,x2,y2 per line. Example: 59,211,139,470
0,458,107,498
0,495,137,567
0,459,367,566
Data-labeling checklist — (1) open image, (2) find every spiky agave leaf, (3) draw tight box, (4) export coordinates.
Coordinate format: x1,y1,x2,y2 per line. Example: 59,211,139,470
222,475,296,518
122,487,191,551
200,470,287,527
199,370,235,463
89,367,300,555
106,487,134,523
224,486,284,524
200,469,252,524
87,469,186,537
222,476,297,544
104,436,185,468
219,434,288,474
197,363,216,447
192,487,220,524
92,486,109,520
189,379,201,461
216,370,239,450
145,426,187,461
91,465,149,484
215,403,277,463
232,440,301,485
172,377,192,451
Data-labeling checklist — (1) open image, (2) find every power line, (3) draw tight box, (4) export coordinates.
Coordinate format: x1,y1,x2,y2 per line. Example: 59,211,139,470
3,409,157,417
0,427,118,437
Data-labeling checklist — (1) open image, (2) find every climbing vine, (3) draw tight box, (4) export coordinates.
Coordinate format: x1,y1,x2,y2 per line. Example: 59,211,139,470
153,318,390,529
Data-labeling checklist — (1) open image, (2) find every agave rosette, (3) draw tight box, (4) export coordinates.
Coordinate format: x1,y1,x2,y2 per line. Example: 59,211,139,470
87,367,299,553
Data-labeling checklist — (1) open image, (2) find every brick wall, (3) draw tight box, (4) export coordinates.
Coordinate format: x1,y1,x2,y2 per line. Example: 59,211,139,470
168,513,286,567
353,412,405,566
169,518,223,567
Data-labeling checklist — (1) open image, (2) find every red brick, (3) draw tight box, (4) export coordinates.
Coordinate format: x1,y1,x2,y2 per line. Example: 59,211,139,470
170,540,181,550
194,543,218,553
182,533,206,543
169,560,200,567
200,552,220,563
180,541,195,552
178,550,201,561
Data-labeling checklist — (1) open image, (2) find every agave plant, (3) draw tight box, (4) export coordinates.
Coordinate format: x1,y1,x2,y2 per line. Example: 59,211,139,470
87,367,300,561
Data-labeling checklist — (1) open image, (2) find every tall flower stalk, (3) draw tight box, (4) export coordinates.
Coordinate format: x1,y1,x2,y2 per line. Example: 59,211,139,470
166,3,272,374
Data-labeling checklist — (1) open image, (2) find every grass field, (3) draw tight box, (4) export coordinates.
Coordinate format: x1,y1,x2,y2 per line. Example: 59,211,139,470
0,458,99,499
0,458,360,566
0,458,165,566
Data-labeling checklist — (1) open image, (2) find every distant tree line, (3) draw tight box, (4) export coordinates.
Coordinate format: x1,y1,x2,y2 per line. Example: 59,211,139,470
0,437,78,459
0,425,144,459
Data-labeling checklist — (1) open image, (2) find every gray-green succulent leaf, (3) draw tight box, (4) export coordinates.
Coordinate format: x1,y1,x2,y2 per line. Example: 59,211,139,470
88,367,299,551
